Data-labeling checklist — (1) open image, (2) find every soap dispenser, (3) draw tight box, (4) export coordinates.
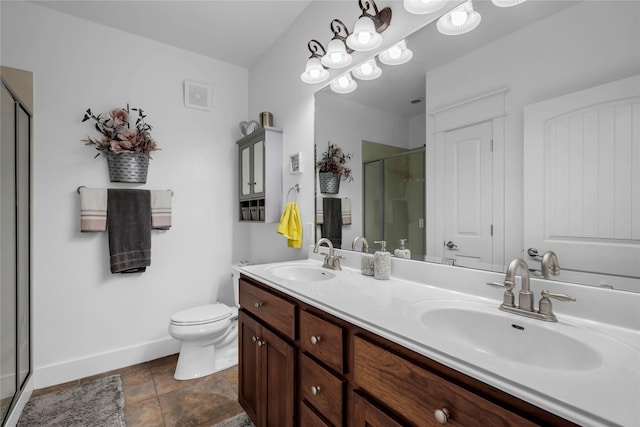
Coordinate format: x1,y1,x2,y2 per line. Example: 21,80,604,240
373,241,391,280
394,239,411,259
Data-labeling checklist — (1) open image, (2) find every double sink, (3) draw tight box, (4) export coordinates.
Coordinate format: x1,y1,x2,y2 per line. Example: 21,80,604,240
248,259,640,426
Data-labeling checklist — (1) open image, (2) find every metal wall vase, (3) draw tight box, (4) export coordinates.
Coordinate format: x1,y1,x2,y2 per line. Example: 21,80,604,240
106,152,150,183
319,172,340,194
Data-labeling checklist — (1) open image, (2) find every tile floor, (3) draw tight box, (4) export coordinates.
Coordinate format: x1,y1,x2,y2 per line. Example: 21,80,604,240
31,354,244,426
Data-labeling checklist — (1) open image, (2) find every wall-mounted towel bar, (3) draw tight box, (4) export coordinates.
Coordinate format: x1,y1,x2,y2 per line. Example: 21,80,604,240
76,186,174,196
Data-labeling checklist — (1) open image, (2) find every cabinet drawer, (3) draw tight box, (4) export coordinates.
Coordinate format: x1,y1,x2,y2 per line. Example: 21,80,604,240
352,391,404,427
301,401,332,427
300,310,344,373
301,353,344,427
353,336,537,427
240,278,296,340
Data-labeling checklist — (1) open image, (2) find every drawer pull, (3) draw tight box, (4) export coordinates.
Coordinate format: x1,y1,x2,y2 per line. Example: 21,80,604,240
310,335,322,345
254,301,263,308
434,408,450,425
310,385,321,396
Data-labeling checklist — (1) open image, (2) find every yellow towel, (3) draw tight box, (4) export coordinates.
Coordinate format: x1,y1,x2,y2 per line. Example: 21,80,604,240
277,202,303,248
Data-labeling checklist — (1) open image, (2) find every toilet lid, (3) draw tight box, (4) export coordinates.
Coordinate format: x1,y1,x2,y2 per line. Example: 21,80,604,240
171,304,232,326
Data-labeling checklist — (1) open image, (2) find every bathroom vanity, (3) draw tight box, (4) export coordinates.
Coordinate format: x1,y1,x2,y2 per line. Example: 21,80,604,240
237,253,640,426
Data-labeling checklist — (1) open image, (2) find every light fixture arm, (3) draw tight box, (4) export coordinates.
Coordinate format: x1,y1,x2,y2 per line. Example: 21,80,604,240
357,0,392,33
307,39,327,59
330,19,354,53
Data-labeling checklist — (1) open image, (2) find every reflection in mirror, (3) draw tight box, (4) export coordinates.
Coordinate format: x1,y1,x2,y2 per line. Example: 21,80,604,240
363,143,425,259
314,0,639,292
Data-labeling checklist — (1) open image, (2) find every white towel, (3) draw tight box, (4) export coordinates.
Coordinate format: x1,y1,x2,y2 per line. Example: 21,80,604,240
151,190,172,230
316,197,324,225
342,197,351,225
79,187,107,232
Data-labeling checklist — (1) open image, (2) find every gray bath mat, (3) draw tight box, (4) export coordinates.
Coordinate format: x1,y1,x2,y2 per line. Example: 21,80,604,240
212,412,255,427
17,374,125,426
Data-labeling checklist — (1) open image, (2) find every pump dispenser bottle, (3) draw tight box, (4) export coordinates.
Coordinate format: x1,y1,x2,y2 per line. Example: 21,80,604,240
394,239,411,259
373,240,391,280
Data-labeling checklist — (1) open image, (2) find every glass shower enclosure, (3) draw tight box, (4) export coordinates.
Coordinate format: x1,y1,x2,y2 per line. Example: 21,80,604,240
363,147,425,260
1,71,32,425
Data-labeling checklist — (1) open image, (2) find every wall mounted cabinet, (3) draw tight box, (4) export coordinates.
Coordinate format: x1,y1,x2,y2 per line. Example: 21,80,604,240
236,127,283,223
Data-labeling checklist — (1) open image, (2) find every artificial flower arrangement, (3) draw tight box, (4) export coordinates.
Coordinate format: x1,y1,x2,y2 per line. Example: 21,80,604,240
82,104,159,157
316,142,353,182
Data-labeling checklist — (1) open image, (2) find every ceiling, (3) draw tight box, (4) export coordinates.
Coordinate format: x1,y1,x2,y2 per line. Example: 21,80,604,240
31,0,577,115
30,0,313,68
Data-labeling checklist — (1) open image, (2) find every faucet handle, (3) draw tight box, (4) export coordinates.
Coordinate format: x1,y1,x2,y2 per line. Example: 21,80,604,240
486,281,515,307
538,290,575,317
332,255,344,271
487,280,515,290
541,290,575,302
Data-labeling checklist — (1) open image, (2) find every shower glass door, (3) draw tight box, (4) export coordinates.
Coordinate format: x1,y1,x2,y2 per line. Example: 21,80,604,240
363,148,425,259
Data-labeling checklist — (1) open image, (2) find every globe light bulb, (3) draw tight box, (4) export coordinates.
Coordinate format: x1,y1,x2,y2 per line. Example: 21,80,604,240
338,76,349,88
361,63,373,75
310,69,320,79
357,31,372,45
330,53,342,63
451,9,468,26
388,46,402,59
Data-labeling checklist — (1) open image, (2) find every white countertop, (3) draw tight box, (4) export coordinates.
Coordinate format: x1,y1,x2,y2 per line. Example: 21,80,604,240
238,252,640,427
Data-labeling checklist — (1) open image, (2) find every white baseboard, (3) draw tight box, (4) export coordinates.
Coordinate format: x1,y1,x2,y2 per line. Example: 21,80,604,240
5,375,33,427
34,338,181,389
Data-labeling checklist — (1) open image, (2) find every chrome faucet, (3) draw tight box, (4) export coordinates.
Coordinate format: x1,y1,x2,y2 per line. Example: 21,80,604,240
541,250,560,279
487,257,575,322
313,238,343,271
352,236,369,253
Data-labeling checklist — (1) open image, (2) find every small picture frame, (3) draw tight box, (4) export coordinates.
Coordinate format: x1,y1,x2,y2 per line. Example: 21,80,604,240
184,80,211,111
289,152,303,174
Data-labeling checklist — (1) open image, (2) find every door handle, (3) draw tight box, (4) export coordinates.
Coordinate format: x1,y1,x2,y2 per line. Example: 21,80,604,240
445,241,458,250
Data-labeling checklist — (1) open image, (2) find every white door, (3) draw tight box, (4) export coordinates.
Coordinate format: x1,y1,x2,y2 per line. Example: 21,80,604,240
443,121,494,269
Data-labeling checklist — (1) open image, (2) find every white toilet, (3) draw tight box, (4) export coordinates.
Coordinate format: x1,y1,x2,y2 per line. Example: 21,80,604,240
168,268,240,380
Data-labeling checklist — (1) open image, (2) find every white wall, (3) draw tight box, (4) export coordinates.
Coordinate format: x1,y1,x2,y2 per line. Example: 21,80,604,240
425,1,640,265
1,1,248,387
247,0,446,261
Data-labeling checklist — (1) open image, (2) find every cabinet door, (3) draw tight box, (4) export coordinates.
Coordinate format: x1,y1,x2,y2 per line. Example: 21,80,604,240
240,144,253,197
352,392,404,427
238,311,260,423
261,326,295,427
253,139,264,195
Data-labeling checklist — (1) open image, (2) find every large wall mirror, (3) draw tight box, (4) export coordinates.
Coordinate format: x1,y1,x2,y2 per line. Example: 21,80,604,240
315,0,639,292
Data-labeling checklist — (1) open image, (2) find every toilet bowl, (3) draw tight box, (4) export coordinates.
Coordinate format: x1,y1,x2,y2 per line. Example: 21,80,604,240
168,267,241,380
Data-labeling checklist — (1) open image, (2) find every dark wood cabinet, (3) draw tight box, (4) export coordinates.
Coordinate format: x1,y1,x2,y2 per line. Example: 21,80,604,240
239,274,576,427
238,285,295,427
352,392,404,427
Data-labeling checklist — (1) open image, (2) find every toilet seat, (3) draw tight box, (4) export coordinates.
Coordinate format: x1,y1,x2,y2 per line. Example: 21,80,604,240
170,303,231,326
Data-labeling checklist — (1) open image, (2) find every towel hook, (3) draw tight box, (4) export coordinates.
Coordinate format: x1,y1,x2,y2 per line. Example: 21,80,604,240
286,184,301,202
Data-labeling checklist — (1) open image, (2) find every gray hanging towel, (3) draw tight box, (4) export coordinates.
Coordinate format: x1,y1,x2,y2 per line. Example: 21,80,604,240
321,197,342,249
107,189,151,274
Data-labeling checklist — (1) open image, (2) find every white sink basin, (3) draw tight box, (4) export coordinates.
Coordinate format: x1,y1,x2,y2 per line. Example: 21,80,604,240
407,300,605,371
265,264,336,282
